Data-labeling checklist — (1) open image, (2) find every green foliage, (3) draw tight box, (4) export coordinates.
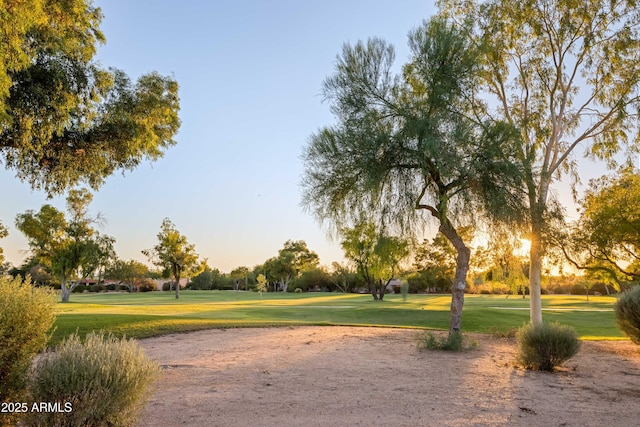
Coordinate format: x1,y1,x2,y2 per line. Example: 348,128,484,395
26,332,160,427
560,168,640,285
0,1,180,195
15,189,114,302
340,221,410,300
614,285,640,344
105,258,150,292
416,331,477,352
515,322,581,371
143,218,199,299
0,276,56,426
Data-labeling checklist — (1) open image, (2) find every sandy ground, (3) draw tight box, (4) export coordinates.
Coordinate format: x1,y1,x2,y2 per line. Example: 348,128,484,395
137,327,640,427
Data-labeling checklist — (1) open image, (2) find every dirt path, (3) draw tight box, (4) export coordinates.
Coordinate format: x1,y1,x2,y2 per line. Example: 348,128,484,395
137,327,640,427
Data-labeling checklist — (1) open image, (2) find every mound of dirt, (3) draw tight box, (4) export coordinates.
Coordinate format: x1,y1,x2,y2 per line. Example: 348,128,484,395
138,327,640,427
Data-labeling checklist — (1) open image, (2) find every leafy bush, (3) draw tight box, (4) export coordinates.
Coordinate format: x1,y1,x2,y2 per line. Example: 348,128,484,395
137,278,157,292
294,287,303,293
72,284,86,293
162,281,172,291
26,332,160,427
416,331,477,352
90,283,106,293
516,322,581,371
0,276,56,426
615,285,640,344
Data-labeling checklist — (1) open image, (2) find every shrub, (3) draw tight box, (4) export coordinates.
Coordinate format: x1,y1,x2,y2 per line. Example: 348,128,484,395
90,283,106,293
72,284,86,293
615,285,640,344
26,332,161,427
515,322,581,371
416,330,477,352
294,287,302,293
162,281,173,291
137,278,157,292
0,276,56,426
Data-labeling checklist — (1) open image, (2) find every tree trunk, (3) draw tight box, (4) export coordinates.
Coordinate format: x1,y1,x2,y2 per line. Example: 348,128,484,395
529,222,543,325
438,221,471,336
379,279,386,301
369,280,379,300
175,276,180,299
61,281,71,303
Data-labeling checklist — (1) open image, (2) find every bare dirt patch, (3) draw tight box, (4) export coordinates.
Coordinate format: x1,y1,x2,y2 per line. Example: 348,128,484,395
138,327,640,427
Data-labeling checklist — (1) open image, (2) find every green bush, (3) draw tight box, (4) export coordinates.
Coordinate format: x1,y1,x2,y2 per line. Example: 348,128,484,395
72,284,86,293
26,332,160,427
0,276,56,426
615,285,640,344
90,283,106,293
416,331,477,352
516,322,581,371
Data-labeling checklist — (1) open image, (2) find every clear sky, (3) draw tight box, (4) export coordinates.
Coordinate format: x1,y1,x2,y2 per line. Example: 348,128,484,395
1,0,441,273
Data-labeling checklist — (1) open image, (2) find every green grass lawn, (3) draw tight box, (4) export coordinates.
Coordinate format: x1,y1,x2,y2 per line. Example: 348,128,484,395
49,291,624,345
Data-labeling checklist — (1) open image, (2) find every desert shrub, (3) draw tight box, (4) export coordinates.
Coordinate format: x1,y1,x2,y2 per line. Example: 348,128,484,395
416,331,477,352
26,332,160,427
516,322,581,371
615,285,640,345
0,276,56,426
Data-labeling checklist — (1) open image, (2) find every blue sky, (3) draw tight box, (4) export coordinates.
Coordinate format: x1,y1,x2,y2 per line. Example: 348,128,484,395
1,0,439,273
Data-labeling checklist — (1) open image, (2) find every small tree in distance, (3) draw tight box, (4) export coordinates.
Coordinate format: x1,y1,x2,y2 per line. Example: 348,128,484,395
256,274,268,300
143,219,200,299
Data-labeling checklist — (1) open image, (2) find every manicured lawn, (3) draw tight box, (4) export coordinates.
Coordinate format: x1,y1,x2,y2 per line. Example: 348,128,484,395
50,291,624,345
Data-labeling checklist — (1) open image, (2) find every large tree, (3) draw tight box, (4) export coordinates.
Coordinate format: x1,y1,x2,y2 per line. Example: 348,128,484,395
0,0,180,195
143,218,199,299
440,0,640,324
15,188,111,302
302,18,523,334
555,167,640,287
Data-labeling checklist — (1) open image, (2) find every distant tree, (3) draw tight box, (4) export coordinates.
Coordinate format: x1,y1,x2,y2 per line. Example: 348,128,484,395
340,222,410,300
0,0,180,195
105,259,149,292
441,0,640,324
292,267,332,292
263,240,320,292
256,274,268,300
15,189,111,302
329,262,360,293
143,218,200,299
229,266,251,291
554,168,640,289
79,234,115,284
302,18,523,333
189,262,223,290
